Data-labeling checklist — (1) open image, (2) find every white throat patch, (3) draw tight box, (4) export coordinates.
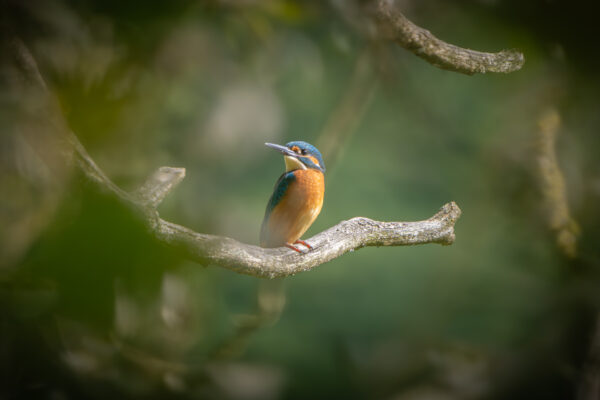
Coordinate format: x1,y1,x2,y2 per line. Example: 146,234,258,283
284,155,307,172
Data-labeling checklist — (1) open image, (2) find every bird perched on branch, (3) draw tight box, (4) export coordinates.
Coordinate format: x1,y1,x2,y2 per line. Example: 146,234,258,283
260,141,325,253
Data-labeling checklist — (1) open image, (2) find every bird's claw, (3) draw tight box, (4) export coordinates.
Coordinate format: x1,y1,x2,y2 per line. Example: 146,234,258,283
285,243,304,253
285,240,313,254
294,239,313,250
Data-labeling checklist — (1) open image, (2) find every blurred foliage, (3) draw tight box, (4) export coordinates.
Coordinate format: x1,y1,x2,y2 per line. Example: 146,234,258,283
2,0,600,399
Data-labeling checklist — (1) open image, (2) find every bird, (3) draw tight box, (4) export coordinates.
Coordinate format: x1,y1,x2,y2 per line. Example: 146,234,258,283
260,141,325,253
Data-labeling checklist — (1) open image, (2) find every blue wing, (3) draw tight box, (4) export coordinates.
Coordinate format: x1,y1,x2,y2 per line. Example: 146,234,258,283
260,171,296,246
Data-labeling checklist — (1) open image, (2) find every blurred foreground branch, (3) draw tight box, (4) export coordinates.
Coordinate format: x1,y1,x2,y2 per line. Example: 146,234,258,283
535,108,579,258
373,0,525,75
10,37,461,279
579,315,600,400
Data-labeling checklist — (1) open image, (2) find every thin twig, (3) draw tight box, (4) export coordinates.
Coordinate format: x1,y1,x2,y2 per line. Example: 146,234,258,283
316,47,377,171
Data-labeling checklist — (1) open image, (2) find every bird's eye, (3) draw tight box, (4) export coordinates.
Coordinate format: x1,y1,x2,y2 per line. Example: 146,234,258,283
301,149,307,155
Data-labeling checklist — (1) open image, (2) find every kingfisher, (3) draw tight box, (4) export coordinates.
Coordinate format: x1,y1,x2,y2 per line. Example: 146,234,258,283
260,141,325,253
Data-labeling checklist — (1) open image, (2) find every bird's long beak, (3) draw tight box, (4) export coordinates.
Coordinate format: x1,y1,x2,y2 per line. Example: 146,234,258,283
265,143,307,171
265,143,298,158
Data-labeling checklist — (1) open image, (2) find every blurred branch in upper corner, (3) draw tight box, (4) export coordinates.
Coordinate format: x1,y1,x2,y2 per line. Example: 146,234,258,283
371,0,525,75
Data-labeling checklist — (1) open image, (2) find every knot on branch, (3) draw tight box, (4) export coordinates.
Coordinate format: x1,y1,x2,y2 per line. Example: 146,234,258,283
135,167,186,208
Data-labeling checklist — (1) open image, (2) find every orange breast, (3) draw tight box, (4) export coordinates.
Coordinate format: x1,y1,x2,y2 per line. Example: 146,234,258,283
262,169,324,247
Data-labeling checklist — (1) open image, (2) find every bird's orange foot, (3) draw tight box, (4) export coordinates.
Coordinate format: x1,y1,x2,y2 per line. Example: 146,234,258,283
285,243,303,253
294,240,313,251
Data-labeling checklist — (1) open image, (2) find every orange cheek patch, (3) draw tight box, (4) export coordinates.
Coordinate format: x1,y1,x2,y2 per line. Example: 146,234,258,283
307,155,320,168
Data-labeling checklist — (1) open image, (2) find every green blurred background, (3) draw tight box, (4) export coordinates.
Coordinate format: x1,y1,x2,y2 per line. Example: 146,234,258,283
2,0,600,399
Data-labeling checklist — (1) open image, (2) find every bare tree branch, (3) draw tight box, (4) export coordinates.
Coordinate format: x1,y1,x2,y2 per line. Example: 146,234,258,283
374,0,525,75
9,37,462,278
152,202,460,278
